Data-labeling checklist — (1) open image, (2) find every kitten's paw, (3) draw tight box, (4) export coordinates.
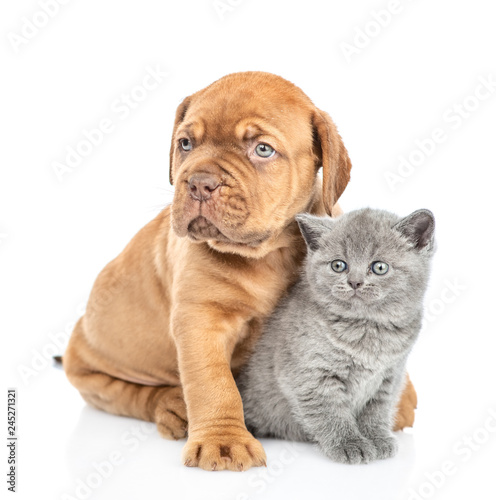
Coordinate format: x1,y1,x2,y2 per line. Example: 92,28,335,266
370,433,398,460
320,435,377,464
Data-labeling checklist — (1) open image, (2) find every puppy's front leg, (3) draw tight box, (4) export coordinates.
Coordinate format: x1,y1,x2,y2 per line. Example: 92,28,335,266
172,308,266,471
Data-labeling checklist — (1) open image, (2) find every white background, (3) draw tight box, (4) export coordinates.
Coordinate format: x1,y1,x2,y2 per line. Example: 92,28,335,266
2,1,495,499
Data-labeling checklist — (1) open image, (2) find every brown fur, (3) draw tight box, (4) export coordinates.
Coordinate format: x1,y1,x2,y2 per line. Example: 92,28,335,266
63,72,416,471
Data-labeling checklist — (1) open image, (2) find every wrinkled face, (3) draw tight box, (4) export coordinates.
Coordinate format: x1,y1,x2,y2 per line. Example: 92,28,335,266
169,73,335,258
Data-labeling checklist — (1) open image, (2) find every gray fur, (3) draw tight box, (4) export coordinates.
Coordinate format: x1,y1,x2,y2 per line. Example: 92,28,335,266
237,208,435,464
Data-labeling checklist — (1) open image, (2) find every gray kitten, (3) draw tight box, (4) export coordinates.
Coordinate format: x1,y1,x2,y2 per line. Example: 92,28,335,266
237,208,435,464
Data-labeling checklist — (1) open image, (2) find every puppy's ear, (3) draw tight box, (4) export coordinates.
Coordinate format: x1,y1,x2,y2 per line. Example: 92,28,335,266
312,110,352,216
169,96,192,185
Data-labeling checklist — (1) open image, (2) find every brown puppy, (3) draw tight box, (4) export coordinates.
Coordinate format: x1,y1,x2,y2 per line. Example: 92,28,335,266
63,72,417,471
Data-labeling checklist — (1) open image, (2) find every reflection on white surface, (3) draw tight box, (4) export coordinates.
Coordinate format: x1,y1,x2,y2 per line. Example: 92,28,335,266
12,349,496,500
19,371,417,500
65,409,416,500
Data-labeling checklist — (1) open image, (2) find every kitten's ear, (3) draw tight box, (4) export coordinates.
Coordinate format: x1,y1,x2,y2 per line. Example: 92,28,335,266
394,209,435,250
296,214,333,251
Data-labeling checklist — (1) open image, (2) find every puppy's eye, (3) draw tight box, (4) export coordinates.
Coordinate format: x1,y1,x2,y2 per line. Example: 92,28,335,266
331,260,347,273
255,143,275,158
371,261,389,275
179,139,192,151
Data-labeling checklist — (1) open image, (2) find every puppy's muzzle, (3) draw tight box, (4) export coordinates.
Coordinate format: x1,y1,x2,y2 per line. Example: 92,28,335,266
188,173,221,202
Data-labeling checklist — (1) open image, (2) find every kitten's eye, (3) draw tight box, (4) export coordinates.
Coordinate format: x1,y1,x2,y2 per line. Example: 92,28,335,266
331,260,347,273
179,138,192,151
255,143,275,158
371,261,389,275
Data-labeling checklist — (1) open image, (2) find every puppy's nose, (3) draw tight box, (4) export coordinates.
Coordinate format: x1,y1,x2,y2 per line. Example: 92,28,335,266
348,280,363,290
188,174,220,201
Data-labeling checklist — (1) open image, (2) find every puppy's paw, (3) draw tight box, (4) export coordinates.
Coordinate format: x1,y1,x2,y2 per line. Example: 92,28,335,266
320,435,377,465
182,429,266,471
394,377,417,431
154,387,188,440
157,417,187,440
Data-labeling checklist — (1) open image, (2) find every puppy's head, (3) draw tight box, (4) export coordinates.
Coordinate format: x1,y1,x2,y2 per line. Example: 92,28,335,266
170,72,351,258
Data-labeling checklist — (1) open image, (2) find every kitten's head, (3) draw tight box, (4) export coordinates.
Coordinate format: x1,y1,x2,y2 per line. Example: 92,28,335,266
296,208,435,320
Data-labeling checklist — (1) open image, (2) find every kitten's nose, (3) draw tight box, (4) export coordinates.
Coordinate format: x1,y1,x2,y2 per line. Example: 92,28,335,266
348,280,363,290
